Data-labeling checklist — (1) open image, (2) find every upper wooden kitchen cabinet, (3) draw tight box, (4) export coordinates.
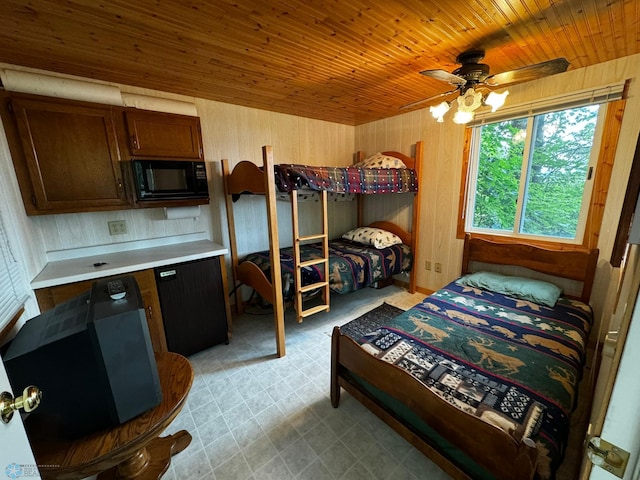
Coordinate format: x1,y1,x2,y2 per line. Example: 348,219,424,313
123,109,204,160
3,93,130,215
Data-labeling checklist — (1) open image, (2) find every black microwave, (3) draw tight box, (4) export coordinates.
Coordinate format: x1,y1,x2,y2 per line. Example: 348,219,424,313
132,160,209,201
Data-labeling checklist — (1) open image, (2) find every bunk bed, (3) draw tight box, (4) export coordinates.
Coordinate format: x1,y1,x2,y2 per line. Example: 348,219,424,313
222,142,423,357
331,235,599,480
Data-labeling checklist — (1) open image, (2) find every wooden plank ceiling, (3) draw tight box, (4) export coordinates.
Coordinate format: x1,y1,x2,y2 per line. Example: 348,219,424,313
0,0,636,125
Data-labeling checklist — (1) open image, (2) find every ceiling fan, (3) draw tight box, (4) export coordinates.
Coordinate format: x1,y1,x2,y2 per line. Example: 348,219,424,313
401,50,570,120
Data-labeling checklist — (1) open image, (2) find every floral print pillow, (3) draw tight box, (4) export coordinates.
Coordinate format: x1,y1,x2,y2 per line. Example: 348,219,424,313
342,227,403,249
354,153,407,169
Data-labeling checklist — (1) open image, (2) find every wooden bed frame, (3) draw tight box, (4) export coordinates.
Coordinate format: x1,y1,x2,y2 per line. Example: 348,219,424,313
222,142,423,357
331,235,599,480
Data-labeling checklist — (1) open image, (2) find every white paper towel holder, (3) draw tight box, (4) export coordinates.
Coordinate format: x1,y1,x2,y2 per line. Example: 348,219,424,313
163,205,201,220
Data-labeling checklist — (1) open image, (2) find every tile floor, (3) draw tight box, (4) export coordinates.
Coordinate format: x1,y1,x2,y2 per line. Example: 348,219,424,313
161,285,452,480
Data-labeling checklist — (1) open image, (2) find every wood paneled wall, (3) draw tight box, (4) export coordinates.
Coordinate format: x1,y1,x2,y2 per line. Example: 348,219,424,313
197,99,356,256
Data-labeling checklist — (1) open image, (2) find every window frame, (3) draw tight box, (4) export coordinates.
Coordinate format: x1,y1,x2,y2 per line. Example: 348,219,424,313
457,98,626,250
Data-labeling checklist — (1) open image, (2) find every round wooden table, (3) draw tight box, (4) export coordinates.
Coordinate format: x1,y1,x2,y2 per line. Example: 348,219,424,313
27,352,193,480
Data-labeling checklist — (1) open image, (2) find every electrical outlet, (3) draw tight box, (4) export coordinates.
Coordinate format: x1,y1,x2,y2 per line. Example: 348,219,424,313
434,262,442,273
108,220,127,235
425,260,432,271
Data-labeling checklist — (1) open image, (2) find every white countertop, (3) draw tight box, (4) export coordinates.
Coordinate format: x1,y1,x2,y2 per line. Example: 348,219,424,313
31,238,228,289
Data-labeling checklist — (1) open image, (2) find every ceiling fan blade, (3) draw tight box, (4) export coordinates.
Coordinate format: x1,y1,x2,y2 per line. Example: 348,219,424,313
419,69,467,86
485,58,569,86
400,89,459,110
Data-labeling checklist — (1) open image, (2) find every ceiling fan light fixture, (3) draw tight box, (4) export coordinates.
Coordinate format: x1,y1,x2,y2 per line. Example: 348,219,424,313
457,88,483,112
411,49,569,123
485,90,509,112
453,110,474,124
430,88,508,125
430,101,450,122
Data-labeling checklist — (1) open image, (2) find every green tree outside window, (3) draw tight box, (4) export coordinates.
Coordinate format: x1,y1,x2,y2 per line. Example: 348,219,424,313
470,105,599,240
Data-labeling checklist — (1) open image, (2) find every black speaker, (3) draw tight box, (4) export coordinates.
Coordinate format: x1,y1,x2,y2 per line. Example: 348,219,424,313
3,276,162,439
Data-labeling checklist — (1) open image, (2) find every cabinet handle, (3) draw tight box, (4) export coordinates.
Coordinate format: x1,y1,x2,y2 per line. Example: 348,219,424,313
147,305,153,319
131,134,139,150
117,178,123,191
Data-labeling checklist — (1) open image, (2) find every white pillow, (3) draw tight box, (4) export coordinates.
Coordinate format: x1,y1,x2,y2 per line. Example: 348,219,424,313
354,152,407,169
342,227,403,249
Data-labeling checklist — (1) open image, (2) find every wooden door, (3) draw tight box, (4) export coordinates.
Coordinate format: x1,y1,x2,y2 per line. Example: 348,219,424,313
124,109,203,159
10,95,129,213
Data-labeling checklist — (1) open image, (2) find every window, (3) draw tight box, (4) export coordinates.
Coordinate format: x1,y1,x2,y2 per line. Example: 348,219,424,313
466,105,602,242
459,84,629,248
0,210,29,331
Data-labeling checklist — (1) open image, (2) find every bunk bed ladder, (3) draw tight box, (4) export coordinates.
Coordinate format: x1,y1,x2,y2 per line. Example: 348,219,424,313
291,189,330,322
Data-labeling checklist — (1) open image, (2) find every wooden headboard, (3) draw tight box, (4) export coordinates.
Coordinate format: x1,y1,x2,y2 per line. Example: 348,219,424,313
462,235,599,303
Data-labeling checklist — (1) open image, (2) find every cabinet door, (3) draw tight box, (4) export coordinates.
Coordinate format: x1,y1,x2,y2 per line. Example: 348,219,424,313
134,269,169,353
11,95,129,213
34,270,168,353
124,109,203,159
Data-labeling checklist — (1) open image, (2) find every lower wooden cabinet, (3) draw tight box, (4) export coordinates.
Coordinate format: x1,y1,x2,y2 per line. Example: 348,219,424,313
34,269,168,353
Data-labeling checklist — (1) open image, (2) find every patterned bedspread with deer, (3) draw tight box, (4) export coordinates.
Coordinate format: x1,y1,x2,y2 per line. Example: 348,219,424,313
353,281,592,478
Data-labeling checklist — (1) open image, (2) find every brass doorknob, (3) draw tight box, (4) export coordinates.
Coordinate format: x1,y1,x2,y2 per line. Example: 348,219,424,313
0,386,42,423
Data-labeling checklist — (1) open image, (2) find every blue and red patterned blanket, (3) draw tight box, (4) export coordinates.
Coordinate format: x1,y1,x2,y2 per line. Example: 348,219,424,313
273,164,418,194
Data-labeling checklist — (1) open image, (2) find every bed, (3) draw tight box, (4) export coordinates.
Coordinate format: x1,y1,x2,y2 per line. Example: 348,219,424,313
242,227,413,302
222,142,423,357
331,235,599,480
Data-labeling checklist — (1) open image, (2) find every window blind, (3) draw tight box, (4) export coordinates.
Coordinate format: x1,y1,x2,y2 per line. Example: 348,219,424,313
0,209,29,330
470,80,628,127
